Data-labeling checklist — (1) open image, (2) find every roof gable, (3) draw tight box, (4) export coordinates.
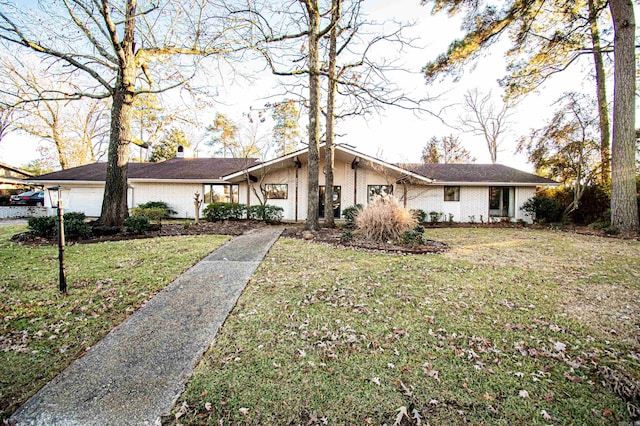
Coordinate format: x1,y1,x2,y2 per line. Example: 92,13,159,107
222,144,434,184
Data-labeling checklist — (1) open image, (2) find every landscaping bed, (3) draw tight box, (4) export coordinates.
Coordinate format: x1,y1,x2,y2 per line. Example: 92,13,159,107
281,225,449,254
9,220,270,246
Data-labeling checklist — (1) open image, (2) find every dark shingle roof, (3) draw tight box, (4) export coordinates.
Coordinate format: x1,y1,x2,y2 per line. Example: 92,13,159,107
398,163,558,185
31,158,260,181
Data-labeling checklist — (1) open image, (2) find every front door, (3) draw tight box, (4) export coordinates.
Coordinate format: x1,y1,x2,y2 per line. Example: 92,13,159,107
319,186,341,218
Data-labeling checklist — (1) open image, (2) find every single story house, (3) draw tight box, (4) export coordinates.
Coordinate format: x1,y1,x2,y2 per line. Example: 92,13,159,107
27,144,558,223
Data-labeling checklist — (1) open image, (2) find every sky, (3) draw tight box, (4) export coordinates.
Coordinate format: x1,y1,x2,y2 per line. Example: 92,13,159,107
0,0,634,172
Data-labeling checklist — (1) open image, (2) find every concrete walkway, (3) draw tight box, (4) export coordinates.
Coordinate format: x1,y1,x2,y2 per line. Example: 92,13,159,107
11,227,283,426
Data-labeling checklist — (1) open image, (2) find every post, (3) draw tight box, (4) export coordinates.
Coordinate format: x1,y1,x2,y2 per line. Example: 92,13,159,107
56,199,67,295
48,186,68,295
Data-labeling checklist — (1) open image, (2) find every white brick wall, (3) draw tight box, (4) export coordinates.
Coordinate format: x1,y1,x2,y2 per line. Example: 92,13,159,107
131,183,205,218
459,186,490,223
516,187,536,223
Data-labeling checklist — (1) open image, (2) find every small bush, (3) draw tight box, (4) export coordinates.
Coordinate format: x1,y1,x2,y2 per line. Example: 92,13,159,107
64,218,92,240
411,209,427,224
520,195,564,223
28,216,57,237
27,212,91,239
468,215,475,223
63,211,86,222
130,207,167,223
136,201,177,216
342,204,363,229
203,202,247,221
355,195,417,243
428,211,443,224
603,226,621,235
248,205,284,224
340,230,354,243
402,224,425,246
447,213,454,223
123,216,151,234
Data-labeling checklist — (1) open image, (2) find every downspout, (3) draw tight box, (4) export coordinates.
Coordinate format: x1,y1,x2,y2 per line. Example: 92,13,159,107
294,156,302,221
295,167,299,221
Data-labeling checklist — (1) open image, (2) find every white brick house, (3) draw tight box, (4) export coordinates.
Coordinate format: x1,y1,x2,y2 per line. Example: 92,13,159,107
28,144,557,222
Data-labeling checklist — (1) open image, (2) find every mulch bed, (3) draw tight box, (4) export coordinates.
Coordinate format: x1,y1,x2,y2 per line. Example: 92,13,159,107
9,219,637,252
280,226,449,254
9,220,270,247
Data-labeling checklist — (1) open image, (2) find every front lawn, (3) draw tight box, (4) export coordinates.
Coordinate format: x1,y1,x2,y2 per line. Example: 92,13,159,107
0,225,229,418
173,228,640,425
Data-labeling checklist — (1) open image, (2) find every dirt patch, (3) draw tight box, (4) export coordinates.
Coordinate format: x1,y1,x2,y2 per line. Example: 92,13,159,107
281,225,449,254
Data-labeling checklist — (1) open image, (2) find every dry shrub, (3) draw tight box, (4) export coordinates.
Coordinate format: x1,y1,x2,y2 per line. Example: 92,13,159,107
355,195,417,242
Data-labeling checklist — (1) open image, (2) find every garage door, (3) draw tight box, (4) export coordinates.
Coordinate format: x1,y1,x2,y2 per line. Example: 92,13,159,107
68,187,104,217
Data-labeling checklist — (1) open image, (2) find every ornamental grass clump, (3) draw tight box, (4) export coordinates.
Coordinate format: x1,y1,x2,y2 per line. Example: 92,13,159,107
355,194,417,243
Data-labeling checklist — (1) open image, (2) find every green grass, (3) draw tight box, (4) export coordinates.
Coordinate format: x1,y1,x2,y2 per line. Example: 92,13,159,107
174,228,640,425
0,225,229,418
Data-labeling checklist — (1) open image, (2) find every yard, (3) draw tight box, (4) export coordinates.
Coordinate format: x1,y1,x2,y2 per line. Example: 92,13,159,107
0,224,229,418
1,224,639,424
170,228,640,425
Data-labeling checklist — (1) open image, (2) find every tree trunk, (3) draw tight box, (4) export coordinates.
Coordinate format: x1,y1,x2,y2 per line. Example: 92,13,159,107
52,119,69,170
587,0,611,184
304,0,321,231
100,72,135,227
609,0,639,231
323,0,340,228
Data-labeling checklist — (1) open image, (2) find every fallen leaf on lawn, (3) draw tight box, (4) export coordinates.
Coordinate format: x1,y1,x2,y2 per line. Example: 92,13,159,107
239,407,250,415
394,406,408,426
412,408,422,425
422,362,440,381
483,392,495,401
371,377,381,386
541,410,552,420
204,402,212,411
175,401,188,419
399,381,413,397
553,341,566,352
519,390,530,398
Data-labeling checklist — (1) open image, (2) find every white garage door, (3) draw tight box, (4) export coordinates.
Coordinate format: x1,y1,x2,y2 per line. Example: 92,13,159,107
68,187,104,217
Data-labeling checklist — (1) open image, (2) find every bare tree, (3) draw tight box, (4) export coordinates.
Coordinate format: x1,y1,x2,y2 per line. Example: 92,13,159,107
322,0,340,228
0,105,12,143
0,0,233,226
0,57,109,168
243,0,432,229
460,89,511,164
422,135,475,164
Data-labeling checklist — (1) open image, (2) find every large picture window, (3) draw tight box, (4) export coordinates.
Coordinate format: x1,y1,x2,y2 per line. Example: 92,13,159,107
368,185,393,201
265,184,288,199
203,184,239,204
444,186,460,202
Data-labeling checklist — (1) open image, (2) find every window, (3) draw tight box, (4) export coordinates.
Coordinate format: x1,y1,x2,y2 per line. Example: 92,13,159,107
489,186,515,217
368,185,393,201
203,184,239,204
444,186,460,202
265,184,288,199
